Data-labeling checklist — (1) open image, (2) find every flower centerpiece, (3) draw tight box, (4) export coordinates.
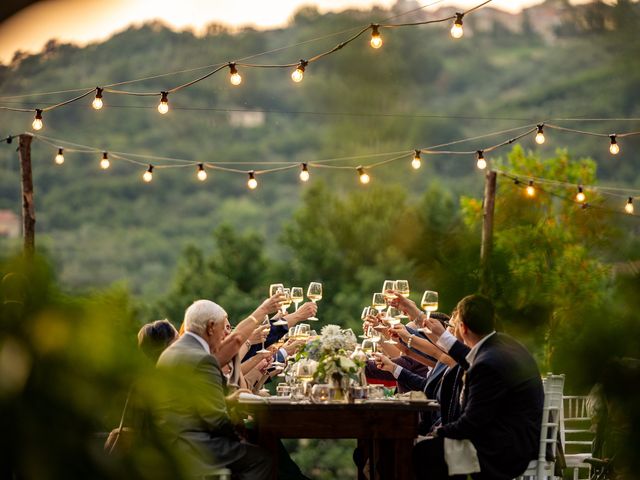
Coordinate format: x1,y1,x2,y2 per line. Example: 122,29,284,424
295,325,365,400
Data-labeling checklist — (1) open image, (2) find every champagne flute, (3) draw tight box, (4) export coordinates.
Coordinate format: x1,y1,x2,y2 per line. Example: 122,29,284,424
382,280,397,304
395,280,410,319
306,282,322,321
291,287,304,311
421,290,439,322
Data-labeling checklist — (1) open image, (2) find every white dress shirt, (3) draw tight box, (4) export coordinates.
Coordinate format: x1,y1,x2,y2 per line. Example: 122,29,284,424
184,331,211,354
436,330,497,367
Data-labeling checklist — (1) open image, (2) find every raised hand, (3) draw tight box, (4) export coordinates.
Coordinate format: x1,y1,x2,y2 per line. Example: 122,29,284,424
256,293,286,317
387,290,421,320
391,323,411,341
287,301,318,324
249,324,270,345
373,352,397,373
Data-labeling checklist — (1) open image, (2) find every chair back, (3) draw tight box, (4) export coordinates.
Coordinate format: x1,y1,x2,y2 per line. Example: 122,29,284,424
537,374,565,464
562,395,593,455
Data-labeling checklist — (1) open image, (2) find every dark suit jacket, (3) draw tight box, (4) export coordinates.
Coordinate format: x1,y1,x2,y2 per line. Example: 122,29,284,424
156,334,245,473
439,333,543,480
243,322,288,362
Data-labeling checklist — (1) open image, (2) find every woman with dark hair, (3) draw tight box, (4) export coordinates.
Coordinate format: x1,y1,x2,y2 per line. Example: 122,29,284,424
137,319,178,363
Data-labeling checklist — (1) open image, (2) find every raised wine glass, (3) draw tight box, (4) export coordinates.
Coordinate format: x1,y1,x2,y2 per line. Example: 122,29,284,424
306,282,322,321
257,315,271,354
291,287,304,311
395,280,410,319
269,283,284,297
382,280,397,304
383,307,402,344
421,290,439,321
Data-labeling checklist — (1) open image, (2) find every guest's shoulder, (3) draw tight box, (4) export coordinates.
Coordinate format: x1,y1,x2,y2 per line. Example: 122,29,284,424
157,335,209,367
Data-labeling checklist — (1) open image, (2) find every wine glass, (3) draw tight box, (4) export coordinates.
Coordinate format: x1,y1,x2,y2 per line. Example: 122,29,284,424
395,280,410,319
296,323,311,341
291,287,304,311
361,338,377,357
257,315,271,354
306,282,322,321
359,306,372,338
384,307,401,344
269,283,284,297
372,293,386,314
421,290,439,321
382,280,397,304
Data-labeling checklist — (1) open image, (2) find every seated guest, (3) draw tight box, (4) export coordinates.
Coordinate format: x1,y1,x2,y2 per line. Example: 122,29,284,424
156,295,282,479
407,294,544,480
137,319,179,363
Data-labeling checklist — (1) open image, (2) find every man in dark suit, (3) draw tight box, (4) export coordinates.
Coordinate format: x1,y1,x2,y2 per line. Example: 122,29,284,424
412,294,544,480
156,298,278,480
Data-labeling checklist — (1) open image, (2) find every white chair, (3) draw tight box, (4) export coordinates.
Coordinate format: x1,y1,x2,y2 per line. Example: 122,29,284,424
515,373,565,480
561,395,593,480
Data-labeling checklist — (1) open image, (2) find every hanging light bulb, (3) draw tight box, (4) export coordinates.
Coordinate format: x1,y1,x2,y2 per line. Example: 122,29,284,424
625,197,634,214
526,180,536,197
32,109,43,130
54,148,65,165
370,24,383,49
142,164,154,183
576,186,586,203
196,163,208,181
299,163,310,182
411,150,422,170
535,124,545,144
247,171,258,190
291,60,308,83
476,150,486,170
228,63,242,86
158,91,169,114
451,13,464,39
100,152,110,170
609,134,619,155
92,87,104,110
357,166,370,184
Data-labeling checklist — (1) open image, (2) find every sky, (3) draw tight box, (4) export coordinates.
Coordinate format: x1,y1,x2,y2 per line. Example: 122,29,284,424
0,0,557,64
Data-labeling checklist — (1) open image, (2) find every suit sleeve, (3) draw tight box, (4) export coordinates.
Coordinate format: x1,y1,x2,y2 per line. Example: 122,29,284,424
397,368,428,392
448,340,471,370
242,323,288,361
194,355,237,436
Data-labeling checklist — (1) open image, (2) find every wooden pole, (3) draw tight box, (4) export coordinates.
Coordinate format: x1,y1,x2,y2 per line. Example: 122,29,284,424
480,170,497,295
18,134,35,257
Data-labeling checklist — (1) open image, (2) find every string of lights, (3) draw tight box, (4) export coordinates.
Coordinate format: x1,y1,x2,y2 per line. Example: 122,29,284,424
0,0,492,130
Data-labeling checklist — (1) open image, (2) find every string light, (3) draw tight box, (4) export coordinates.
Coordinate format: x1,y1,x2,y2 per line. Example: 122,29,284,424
625,197,634,214
32,109,43,130
299,163,310,182
143,164,154,182
92,88,103,110
451,13,464,39
526,180,536,197
100,152,110,170
291,60,308,83
535,124,545,144
370,24,383,49
357,166,370,184
411,150,422,170
609,134,619,155
476,150,486,170
576,185,586,203
157,91,169,114
197,163,207,181
54,148,64,165
247,171,258,189
228,63,242,86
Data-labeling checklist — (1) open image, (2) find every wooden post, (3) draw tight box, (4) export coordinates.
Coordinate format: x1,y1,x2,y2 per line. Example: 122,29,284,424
480,170,497,295
18,134,35,257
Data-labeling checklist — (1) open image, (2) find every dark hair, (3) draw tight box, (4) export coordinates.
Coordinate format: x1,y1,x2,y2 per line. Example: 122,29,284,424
137,319,178,362
455,294,495,335
430,311,451,326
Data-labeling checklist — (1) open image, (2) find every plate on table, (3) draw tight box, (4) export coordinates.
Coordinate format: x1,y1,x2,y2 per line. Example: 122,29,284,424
238,392,267,403
266,396,293,404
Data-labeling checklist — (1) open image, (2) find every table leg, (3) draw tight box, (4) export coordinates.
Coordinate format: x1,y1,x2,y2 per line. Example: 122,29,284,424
393,438,414,480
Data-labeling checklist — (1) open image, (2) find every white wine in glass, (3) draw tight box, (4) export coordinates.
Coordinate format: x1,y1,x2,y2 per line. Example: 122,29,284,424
372,293,386,313
421,290,439,320
306,282,322,321
269,283,284,297
257,315,271,353
382,280,397,302
395,280,410,319
291,287,304,310
272,288,290,326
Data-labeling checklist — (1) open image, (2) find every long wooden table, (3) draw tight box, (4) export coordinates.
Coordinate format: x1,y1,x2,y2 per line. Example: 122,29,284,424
241,400,438,480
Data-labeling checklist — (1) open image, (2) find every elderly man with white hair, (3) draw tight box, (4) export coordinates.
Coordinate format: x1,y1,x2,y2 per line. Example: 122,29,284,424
156,294,282,480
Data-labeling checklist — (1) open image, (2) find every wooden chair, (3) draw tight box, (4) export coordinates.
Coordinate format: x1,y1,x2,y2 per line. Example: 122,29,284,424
515,373,565,480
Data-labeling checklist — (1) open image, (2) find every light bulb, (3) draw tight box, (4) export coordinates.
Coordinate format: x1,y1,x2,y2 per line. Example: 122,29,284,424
143,165,153,183
299,163,310,182
100,152,110,170
476,150,486,170
229,63,242,86
412,150,422,170
197,163,207,181
625,197,634,214
609,135,619,155
357,166,370,184
526,180,535,197
370,25,383,49
247,171,258,190
92,88,103,110
451,13,464,39
576,186,586,203
292,60,307,83
32,109,43,130
158,91,169,114
54,148,64,165
535,124,545,144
